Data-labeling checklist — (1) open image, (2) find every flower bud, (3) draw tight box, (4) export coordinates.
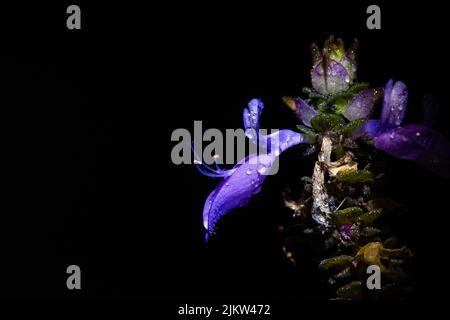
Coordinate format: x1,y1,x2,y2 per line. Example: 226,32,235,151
311,36,358,95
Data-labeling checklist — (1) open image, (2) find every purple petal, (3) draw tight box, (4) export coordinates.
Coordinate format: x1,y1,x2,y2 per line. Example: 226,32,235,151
381,80,408,127
243,98,264,131
340,224,353,241
352,119,384,139
340,56,357,82
263,129,310,156
203,129,306,240
283,97,317,127
311,60,350,95
243,98,265,143
373,125,450,177
343,88,381,121
203,153,274,240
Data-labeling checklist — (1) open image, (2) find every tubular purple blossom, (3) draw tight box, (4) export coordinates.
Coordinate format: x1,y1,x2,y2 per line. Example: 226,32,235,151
358,79,450,177
199,99,312,240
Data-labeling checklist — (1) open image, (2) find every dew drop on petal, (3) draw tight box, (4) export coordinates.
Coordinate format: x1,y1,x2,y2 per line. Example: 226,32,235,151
246,169,252,175
245,128,256,139
257,164,267,174
416,132,421,136
390,132,395,139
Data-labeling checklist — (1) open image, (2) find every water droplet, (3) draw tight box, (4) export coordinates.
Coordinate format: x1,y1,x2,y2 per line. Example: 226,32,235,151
245,128,255,139
257,164,267,174
398,106,403,111
389,132,395,139
246,169,252,175
225,182,229,186
416,132,421,137
251,179,255,185
395,119,401,126
344,75,350,83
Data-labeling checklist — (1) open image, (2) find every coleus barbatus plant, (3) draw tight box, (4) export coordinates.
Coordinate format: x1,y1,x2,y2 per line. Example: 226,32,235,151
195,36,450,299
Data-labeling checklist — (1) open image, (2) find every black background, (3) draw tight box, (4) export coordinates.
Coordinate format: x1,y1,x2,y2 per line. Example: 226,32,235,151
1,0,450,308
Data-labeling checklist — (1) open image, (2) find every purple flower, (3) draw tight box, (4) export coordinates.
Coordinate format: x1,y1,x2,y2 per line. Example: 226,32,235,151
342,88,382,121
198,99,312,240
358,80,450,178
340,224,353,241
310,37,358,95
282,96,317,127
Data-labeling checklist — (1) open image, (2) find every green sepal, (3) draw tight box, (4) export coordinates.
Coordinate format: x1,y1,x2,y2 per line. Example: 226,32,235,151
361,226,381,237
333,207,364,225
356,208,383,225
336,170,374,184
341,119,366,138
327,93,353,114
319,255,353,272
336,281,364,299
348,82,369,94
296,125,317,142
310,113,345,133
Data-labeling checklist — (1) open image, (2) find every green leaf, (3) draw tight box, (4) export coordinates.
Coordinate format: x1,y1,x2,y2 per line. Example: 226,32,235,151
341,119,366,138
308,96,326,107
356,208,383,225
296,125,317,142
333,207,364,225
333,144,346,159
333,97,350,114
310,113,345,133
336,170,374,184
328,92,353,108
319,255,353,272
361,226,381,237
348,82,370,94
336,281,364,299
